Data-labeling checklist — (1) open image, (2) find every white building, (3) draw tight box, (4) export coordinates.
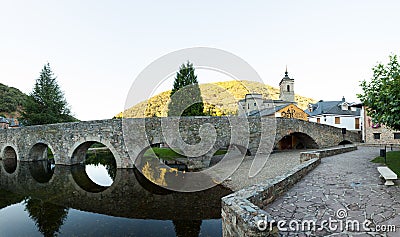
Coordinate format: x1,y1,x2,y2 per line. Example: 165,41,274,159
238,68,296,115
305,97,361,132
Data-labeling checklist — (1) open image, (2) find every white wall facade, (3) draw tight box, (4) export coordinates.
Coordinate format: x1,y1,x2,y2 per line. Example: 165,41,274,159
309,114,361,131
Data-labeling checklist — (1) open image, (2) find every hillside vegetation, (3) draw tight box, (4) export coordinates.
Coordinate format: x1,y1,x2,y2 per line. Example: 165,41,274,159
0,83,28,118
118,80,316,118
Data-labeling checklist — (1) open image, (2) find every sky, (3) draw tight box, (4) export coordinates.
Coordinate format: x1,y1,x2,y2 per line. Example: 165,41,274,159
1,0,399,121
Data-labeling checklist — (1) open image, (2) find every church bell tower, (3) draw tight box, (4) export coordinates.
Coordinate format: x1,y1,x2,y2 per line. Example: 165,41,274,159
279,66,295,102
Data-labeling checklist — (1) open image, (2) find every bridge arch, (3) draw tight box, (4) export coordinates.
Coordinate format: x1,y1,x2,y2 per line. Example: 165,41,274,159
28,142,55,161
68,136,122,167
1,145,19,174
338,140,353,145
275,132,319,150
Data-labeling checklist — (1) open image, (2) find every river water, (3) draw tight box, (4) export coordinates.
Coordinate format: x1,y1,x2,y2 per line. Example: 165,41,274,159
0,152,231,237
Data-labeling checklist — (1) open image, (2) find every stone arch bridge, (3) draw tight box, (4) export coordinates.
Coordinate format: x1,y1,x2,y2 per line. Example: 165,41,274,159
0,117,360,168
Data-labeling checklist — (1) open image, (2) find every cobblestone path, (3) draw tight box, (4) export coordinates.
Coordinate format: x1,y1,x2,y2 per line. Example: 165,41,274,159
265,147,400,237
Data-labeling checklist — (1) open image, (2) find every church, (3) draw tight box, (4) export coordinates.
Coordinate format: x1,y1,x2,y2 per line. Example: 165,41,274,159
238,68,308,121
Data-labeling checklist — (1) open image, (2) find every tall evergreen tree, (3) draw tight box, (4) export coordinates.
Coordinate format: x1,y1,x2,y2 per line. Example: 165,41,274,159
168,61,205,116
22,63,76,125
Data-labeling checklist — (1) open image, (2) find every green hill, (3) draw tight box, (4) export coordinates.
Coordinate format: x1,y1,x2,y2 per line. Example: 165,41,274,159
0,83,28,118
117,80,316,118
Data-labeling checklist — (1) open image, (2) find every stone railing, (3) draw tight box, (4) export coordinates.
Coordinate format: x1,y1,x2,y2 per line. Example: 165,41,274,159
221,158,321,237
300,145,358,163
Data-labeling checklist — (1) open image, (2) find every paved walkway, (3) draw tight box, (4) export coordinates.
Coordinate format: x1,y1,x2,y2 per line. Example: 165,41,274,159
265,147,400,236
222,150,303,191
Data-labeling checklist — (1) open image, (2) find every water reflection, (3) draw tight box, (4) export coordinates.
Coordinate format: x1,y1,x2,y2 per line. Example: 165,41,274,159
29,160,55,183
3,157,17,174
70,149,117,192
25,198,68,237
0,188,25,209
84,149,117,182
0,161,231,236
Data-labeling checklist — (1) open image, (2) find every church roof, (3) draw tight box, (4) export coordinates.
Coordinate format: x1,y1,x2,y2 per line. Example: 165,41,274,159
248,104,290,117
279,66,294,85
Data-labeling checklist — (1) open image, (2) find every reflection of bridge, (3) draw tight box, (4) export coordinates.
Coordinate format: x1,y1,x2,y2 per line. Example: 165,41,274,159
0,117,360,168
0,161,231,220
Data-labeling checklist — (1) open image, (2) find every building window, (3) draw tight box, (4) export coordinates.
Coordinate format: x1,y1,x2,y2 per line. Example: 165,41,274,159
394,133,400,139
373,133,381,140
287,85,290,92
355,118,360,129
317,118,320,123
335,117,340,124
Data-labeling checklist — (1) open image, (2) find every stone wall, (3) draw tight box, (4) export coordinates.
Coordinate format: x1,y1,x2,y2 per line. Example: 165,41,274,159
221,158,321,237
299,145,358,163
275,118,360,149
364,123,400,145
0,117,360,168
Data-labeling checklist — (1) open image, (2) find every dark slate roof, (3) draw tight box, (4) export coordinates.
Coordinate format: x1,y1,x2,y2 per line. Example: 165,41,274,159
305,100,360,116
9,119,19,127
0,117,9,123
249,104,290,117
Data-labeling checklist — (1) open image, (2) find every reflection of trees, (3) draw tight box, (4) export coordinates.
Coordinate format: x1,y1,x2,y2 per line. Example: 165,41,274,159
25,198,69,237
85,150,116,181
173,220,202,237
0,189,25,209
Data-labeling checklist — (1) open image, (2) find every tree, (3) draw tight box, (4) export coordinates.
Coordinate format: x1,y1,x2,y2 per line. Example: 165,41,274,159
358,54,400,130
25,198,69,237
168,61,205,116
22,63,76,125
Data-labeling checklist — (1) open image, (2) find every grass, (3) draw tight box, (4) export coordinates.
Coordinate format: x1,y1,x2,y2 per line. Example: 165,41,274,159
214,149,228,156
144,147,185,160
371,151,400,176
143,147,228,160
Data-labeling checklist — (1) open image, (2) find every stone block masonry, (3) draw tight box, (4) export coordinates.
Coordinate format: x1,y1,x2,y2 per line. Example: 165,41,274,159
0,117,359,168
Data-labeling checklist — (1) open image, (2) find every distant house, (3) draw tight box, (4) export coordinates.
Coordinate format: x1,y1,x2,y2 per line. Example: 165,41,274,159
358,105,400,145
305,97,361,132
8,118,20,128
238,68,296,115
0,117,9,129
0,117,21,129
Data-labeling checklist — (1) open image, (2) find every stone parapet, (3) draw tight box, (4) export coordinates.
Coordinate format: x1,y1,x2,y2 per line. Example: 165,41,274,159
299,145,357,163
221,158,320,237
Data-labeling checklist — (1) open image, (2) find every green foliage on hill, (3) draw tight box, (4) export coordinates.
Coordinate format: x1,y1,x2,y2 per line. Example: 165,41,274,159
117,80,316,118
0,83,28,118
